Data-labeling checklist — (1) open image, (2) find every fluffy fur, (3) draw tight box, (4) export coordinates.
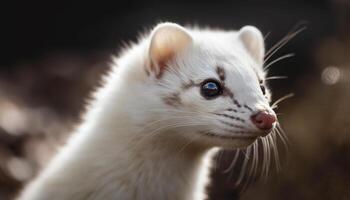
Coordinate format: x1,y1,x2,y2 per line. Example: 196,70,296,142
18,22,275,200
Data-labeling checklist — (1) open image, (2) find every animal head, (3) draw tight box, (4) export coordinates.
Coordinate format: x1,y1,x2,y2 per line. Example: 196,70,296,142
117,22,277,149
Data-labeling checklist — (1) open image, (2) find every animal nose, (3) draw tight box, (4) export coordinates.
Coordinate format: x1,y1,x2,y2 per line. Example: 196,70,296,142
251,111,276,131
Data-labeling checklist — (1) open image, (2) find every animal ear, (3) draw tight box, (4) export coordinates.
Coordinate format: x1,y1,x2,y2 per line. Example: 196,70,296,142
238,26,265,65
148,23,193,78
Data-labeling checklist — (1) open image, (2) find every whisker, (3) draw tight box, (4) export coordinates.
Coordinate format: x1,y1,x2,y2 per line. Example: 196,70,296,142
253,141,259,179
215,150,224,171
276,123,290,151
273,131,282,171
223,150,240,173
236,147,251,185
228,151,242,181
242,148,251,160
263,136,271,181
265,34,289,58
260,137,267,180
276,123,291,167
271,93,294,109
268,132,281,172
265,76,288,81
264,31,271,40
263,53,294,71
264,26,306,62
242,142,259,191
248,143,257,178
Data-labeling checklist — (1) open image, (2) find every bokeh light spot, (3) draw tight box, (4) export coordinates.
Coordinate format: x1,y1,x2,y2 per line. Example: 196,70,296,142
321,66,342,85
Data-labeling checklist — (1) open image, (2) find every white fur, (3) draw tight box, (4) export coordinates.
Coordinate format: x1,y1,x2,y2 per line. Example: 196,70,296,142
17,22,274,200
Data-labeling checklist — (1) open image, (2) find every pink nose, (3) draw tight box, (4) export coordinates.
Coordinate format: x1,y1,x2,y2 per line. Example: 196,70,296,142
251,111,276,131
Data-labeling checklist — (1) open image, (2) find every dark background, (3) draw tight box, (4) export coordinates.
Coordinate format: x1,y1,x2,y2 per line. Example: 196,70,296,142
0,0,349,199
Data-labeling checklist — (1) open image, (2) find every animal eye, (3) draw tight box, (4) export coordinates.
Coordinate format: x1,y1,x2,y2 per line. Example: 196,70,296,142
200,79,223,99
260,84,266,95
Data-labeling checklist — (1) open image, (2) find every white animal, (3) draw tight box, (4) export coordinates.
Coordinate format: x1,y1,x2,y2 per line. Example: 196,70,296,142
18,22,278,200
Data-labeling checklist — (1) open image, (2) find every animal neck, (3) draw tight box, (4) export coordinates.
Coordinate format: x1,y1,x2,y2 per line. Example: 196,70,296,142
124,134,210,199
70,107,214,200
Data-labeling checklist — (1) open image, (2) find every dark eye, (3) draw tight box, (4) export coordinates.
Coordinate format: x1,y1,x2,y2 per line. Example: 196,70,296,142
260,84,266,95
200,79,223,99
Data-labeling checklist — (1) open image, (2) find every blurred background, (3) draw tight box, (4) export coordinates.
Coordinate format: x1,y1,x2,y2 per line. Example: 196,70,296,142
0,0,349,199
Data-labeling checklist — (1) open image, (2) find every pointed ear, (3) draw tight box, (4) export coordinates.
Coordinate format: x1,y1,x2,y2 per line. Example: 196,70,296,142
148,23,193,78
238,26,265,65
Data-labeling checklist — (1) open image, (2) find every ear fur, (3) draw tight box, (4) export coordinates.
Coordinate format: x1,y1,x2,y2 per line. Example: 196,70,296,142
238,26,265,65
148,22,193,78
